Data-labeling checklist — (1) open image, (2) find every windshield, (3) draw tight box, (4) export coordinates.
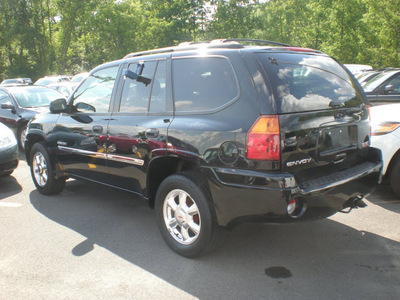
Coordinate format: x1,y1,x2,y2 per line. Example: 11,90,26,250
11,87,64,107
257,53,363,113
363,71,399,92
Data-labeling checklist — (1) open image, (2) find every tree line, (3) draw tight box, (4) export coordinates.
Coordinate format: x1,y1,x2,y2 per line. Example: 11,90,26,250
0,0,399,81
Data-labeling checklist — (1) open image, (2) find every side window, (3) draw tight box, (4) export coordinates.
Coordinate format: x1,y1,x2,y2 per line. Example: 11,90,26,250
384,74,400,94
73,66,119,113
172,57,239,112
149,60,167,113
119,61,157,112
0,91,12,105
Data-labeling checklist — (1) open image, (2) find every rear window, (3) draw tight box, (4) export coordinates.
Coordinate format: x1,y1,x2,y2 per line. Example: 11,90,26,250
172,57,239,112
257,53,364,113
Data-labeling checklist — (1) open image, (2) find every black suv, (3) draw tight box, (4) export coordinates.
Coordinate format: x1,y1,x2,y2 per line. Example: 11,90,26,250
25,39,382,257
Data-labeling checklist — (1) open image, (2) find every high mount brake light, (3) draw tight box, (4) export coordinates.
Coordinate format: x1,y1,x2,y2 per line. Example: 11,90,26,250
246,115,281,161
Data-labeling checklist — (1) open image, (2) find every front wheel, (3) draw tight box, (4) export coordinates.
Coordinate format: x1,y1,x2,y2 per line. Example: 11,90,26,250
30,143,65,195
155,172,222,258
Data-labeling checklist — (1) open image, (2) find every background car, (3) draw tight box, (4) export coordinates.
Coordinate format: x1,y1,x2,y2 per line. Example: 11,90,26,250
0,122,19,177
0,86,65,149
370,103,400,198
1,78,33,86
70,72,89,85
356,69,383,86
48,82,75,97
364,69,400,106
34,75,72,86
344,64,372,75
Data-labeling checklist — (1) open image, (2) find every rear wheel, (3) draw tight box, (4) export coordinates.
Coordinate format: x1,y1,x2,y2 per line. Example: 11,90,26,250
30,143,65,195
155,172,222,258
390,158,400,198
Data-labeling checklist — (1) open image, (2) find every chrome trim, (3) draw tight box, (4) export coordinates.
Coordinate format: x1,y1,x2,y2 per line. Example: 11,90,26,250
57,146,144,166
58,146,107,159
108,154,144,166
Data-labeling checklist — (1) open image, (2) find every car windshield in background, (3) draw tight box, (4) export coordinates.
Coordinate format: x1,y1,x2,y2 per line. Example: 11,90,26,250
257,53,363,113
9,87,63,108
363,71,400,92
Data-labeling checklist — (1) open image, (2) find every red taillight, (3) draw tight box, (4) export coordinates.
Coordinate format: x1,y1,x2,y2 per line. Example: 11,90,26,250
246,115,281,161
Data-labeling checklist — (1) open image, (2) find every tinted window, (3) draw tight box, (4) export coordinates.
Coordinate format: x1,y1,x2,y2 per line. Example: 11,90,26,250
73,66,119,113
257,53,364,113
119,61,157,112
172,57,239,112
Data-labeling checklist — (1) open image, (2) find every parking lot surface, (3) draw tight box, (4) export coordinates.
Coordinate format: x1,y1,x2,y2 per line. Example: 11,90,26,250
1,155,399,299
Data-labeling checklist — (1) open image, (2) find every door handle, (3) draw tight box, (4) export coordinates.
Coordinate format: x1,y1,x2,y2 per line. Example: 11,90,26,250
145,128,159,138
92,125,103,133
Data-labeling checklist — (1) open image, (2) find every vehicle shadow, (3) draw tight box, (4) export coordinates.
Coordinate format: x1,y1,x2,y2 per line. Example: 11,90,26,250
368,179,400,214
29,181,400,299
0,174,22,199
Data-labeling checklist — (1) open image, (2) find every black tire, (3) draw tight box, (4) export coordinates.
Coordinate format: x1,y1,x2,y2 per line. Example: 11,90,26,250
390,158,400,198
155,172,223,258
30,142,65,195
17,125,27,151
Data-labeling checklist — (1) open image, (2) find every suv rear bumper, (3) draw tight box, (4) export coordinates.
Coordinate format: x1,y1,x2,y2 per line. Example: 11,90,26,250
204,147,382,227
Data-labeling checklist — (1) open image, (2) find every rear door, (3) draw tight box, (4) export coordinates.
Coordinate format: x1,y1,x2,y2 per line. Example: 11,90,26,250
106,57,173,195
256,52,370,183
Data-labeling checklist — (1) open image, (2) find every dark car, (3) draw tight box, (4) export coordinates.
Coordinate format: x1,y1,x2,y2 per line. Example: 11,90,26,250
25,39,382,257
0,122,19,176
0,86,65,149
364,69,400,106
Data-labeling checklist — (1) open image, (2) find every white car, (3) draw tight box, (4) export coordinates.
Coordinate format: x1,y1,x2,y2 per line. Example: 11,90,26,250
370,103,400,197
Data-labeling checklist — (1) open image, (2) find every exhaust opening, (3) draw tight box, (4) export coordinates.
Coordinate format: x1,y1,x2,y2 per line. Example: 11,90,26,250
287,198,307,218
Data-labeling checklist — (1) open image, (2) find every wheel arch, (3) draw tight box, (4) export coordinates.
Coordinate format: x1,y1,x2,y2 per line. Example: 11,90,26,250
25,131,46,165
147,156,205,208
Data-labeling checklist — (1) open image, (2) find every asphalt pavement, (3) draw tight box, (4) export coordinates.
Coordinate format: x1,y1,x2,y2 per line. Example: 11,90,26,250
0,154,399,299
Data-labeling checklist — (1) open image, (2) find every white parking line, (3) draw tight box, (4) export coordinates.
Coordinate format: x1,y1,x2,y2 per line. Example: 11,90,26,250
0,202,22,208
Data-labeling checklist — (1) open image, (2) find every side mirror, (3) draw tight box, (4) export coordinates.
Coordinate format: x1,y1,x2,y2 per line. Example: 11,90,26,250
1,102,16,113
384,84,395,94
76,102,96,113
50,98,68,114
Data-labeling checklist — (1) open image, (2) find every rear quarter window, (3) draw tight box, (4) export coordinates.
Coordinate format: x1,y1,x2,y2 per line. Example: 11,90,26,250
256,53,364,113
172,56,239,113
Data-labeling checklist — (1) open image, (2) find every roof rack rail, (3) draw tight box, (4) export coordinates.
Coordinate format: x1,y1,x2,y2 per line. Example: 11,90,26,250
124,46,176,59
124,39,291,59
213,39,291,47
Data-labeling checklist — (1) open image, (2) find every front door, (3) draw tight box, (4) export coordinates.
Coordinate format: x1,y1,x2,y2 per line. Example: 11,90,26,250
54,65,121,184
